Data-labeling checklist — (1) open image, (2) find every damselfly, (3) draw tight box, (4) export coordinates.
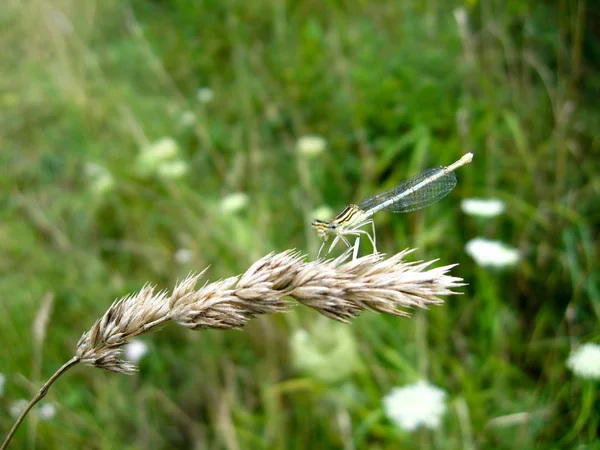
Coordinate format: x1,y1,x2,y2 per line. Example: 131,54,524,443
312,152,474,259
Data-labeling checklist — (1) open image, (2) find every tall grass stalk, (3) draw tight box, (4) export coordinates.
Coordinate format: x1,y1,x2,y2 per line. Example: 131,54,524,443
1,248,464,449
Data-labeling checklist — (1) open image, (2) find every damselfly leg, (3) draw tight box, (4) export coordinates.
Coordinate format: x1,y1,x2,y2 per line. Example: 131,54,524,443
317,240,326,259
352,237,360,260
345,222,377,259
321,219,377,260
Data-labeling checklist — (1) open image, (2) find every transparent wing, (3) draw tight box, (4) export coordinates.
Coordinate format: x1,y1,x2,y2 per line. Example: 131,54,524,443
357,166,457,213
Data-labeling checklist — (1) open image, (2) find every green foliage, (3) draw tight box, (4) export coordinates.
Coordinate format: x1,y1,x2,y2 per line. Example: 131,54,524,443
1,0,598,448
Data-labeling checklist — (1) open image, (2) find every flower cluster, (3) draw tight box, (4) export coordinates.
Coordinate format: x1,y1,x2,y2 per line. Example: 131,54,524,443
297,135,327,158
383,380,448,431
461,198,520,269
567,343,600,380
137,137,189,180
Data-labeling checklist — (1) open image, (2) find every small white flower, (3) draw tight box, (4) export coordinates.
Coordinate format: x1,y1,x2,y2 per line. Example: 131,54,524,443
146,137,179,160
157,160,189,179
137,137,181,177
38,402,56,420
465,238,520,268
180,110,196,127
461,198,506,218
567,343,600,380
221,192,249,213
297,135,327,157
453,7,468,28
311,205,334,221
124,339,149,364
294,329,309,343
291,319,359,383
196,87,214,104
174,248,194,265
383,381,447,432
10,399,29,418
0,373,5,397
85,163,115,195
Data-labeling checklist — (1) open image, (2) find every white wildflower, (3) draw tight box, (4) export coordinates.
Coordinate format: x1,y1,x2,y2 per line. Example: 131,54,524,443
453,7,468,28
291,319,359,383
0,373,5,397
10,399,29,418
180,110,196,127
38,402,56,420
465,237,520,268
221,192,249,213
124,339,149,364
196,87,214,104
297,135,327,157
137,137,182,177
311,205,334,221
461,198,506,218
156,160,189,179
383,381,447,432
567,343,600,380
145,137,179,160
174,248,194,265
85,163,115,195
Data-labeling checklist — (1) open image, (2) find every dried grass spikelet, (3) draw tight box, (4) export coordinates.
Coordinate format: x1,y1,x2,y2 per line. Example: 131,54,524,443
76,285,170,374
3,249,466,450
76,249,464,374
289,249,461,320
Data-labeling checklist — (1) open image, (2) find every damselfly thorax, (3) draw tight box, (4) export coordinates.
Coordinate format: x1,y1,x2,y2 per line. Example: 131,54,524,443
311,204,375,259
312,153,473,259
311,204,376,259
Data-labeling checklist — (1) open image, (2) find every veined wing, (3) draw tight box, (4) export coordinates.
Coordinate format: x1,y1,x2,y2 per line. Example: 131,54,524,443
357,166,457,214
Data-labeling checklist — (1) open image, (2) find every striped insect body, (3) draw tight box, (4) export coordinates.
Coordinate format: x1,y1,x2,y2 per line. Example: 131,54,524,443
311,153,473,259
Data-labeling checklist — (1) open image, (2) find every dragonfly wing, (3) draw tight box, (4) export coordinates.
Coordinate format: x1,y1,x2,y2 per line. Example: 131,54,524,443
384,169,457,212
358,166,458,213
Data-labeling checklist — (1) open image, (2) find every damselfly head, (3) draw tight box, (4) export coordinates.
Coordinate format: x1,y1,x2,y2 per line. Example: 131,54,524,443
311,218,331,239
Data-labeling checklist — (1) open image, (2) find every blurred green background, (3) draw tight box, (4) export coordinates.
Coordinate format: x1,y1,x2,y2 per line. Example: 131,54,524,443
1,0,599,448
